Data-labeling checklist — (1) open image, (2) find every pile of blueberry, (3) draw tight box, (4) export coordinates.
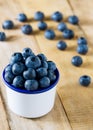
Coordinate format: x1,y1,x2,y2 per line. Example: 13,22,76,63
4,47,57,91
0,11,91,87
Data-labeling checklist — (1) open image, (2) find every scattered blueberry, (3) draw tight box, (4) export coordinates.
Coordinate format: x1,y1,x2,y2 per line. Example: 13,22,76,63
36,67,47,78
0,32,6,41
17,13,27,22
77,44,88,55
51,11,63,22
77,37,87,45
22,47,34,59
2,20,14,29
13,76,24,88
12,62,26,75
68,15,79,25
4,71,14,83
38,21,47,30
45,29,55,40
39,77,50,88
47,61,56,71
71,56,83,67
21,24,33,35
10,52,23,65
37,53,47,61
5,65,12,72
34,11,44,21
23,68,36,80
25,56,41,69
47,70,56,82
25,80,39,91
79,75,91,87
57,40,67,50
58,22,67,32
63,29,74,39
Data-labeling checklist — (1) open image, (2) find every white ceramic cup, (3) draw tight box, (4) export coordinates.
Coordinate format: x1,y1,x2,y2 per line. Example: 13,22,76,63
2,68,59,118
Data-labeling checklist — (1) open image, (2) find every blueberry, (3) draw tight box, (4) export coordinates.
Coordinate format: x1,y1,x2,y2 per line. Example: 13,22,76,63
34,11,44,21
58,22,67,32
47,61,56,71
77,37,87,45
41,61,48,69
23,68,36,80
5,65,12,72
63,29,74,39
79,75,91,87
77,44,88,55
4,71,15,83
17,13,27,22
25,80,39,91
2,20,14,29
39,77,50,88
45,29,55,40
51,11,63,22
36,67,47,78
37,53,47,61
57,41,67,50
13,76,24,88
68,15,79,25
0,32,6,41
10,52,23,65
21,24,33,35
22,47,34,59
38,21,47,30
47,70,56,82
12,62,26,75
71,56,83,67
25,56,41,69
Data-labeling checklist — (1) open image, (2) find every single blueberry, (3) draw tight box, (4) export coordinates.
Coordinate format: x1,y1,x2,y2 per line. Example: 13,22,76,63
47,61,56,71
23,68,36,80
37,53,47,61
45,29,55,40
25,56,41,69
21,24,33,35
5,65,12,72
39,77,50,88
38,21,47,30
68,15,79,25
63,29,74,39
2,20,14,29
47,70,56,82
12,62,26,75
71,56,83,67
34,11,44,21
25,80,39,91
41,61,48,69
4,71,15,83
77,37,87,45
57,41,67,50
58,22,67,32
13,76,24,88
79,75,91,87
77,44,88,55
0,32,6,41
51,11,63,22
36,67,48,78
17,13,27,22
22,47,34,59
10,52,23,65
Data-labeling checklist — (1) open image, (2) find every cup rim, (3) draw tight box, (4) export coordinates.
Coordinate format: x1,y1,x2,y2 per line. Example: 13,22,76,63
2,66,60,94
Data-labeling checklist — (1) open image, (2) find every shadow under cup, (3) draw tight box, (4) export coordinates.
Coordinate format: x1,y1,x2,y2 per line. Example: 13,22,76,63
2,67,60,118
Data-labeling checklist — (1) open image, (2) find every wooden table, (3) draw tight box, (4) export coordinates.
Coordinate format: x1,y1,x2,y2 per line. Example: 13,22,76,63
0,0,93,130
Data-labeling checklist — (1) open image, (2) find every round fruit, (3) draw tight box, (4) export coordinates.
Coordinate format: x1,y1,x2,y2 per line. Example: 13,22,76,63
79,75,91,87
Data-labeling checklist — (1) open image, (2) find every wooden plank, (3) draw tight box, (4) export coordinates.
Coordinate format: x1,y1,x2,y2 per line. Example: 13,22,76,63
0,0,72,129
17,0,93,130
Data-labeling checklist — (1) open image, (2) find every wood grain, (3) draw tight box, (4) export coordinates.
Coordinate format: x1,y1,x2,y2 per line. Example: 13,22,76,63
0,0,93,130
